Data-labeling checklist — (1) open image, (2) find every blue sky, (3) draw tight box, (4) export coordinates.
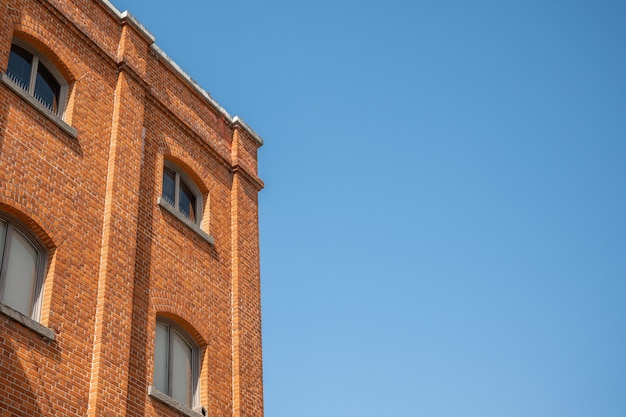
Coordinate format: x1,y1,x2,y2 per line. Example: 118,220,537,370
112,1,626,416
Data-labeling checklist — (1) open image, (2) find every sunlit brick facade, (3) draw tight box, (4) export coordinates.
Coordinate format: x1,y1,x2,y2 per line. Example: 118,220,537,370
0,1,264,416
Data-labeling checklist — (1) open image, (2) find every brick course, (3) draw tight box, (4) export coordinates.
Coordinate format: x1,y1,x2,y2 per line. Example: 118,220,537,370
0,1,264,416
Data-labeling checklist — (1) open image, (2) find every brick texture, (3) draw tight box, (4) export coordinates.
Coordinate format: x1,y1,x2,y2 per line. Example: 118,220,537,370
0,1,264,416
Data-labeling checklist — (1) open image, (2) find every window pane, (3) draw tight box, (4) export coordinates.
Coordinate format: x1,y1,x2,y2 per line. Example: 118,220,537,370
179,180,197,222
6,45,33,91
162,168,176,206
170,330,193,407
154,322,169,394
0,220,6,268
2,229,38,316
34,63,61,113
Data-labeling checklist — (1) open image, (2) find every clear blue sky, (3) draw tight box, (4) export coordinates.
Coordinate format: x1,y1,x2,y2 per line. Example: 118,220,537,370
112,1,626,416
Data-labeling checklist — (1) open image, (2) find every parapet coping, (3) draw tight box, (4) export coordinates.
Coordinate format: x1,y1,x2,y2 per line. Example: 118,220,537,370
98,0,263,146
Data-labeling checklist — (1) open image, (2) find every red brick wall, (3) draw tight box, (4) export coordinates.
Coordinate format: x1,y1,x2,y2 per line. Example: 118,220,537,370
0,1,264,416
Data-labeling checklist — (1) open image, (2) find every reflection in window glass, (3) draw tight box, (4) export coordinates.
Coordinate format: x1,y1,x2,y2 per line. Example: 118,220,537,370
2,228,39,317
170,330,193,406
0,218,43,319
179,181,196,222
6,44,33,90
161,164,202,226
153,320,197,408
154,321,169,394
0,220,6,268
2,229,38,316
162,167,176,206
5,42,65,116
35,63,60,113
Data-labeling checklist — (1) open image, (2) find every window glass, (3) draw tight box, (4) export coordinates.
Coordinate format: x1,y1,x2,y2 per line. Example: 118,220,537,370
179,181,196,222
5,42,67,118
7,44,33,90
171,330,193,406
0,220,6,268
2,229,38,316
154,321,169,393
162,167,176,206
154,319,197,408
161,163,203,227
34,63,60,113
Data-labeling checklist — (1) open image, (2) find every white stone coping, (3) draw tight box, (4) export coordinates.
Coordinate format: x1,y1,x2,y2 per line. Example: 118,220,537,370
97,0,263,146
232,115,263,145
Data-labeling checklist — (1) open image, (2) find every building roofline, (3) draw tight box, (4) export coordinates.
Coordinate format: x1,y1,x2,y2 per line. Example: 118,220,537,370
232,116,264,146
96,0,264,146
120,11,155,42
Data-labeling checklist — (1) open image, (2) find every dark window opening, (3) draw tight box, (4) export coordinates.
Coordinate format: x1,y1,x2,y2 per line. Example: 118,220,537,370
5,42,65,115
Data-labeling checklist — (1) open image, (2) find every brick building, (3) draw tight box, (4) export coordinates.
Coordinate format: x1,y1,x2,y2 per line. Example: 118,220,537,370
0,0,264,416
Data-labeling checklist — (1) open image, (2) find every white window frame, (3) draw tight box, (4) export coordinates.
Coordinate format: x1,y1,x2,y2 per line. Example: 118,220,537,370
161,161,203,226
0,213,47,321
153,318,200,409
5,39,69,118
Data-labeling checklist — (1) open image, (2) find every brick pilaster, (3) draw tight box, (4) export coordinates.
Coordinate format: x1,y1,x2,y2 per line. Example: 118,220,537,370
231,127,264,417
87,23,148,415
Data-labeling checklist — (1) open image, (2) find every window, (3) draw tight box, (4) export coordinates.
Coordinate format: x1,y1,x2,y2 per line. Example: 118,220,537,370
5,41,67,116
0,215,46,320
161,162,202,225
153,319,199,409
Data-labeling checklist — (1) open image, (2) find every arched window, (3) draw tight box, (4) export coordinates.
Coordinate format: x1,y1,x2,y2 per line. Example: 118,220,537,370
161,162,203,225
153,318,199,409
5,40,68,116
0,214,47,320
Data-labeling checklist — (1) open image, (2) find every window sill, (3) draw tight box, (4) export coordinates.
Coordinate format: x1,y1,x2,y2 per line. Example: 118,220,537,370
148,386,206,417
1,73,78,139
0,302,55,341
158,197,215,246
